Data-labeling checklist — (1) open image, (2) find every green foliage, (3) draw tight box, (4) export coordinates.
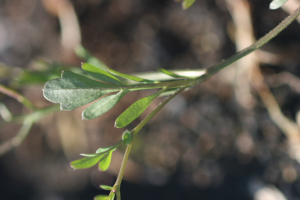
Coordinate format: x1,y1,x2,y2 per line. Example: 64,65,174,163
182,0,196,9
43,71,120,111
158,68,196,79
100,185,114,190
269,0,289,9
71,144,119,170
98,151,113,171
122,130,132,145
82,90,128,120
94,195,110,200
82,63,123,85
108,68,155,83
115,88,166,128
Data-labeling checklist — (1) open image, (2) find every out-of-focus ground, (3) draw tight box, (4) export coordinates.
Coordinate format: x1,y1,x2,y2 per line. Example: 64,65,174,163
0,0,300,200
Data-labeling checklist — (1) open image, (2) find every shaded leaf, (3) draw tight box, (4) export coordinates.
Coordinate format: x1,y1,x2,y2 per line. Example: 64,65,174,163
115,89,165,128
98,151,113,171
43,71,120,111
82,63,123,85
122,130,132,145
269,0,289,9
75,45,108,71
182,0,195,9
71,154,105,169
94,195,109,200
100,185,113,191
108,68,155,83
82,90,128,120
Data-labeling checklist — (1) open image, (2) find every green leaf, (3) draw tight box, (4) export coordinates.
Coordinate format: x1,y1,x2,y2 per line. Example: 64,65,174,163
98,151,113,171
122,130,132,145
269,0,289,9
115,88,166,128
100,185,113,191
82,63,123,85
82,90,128,120
70,154,106,169
109,193,115,200
43,71,121,111
96,145,118,154
94,195,109,200
108,68,155,83
158,68,195,79
182,0,195,9
75,45,108,71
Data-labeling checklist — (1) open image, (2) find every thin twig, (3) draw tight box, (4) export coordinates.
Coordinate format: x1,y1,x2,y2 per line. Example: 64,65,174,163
0,84,38,110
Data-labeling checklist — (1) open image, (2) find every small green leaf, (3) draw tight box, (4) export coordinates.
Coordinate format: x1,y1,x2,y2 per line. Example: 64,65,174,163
269,0,289,9
108,68,155,83
94,195,109,200
96,145,119,154
182,0,195,9
43,71,121,111
75,45,108,71
82,90,128,120
82,63,123,85
98,151,113,171
115,88,166,128
122,130,132,145
109,193,115,200
71,154,105,169
158,68,194,79
100,185,113,191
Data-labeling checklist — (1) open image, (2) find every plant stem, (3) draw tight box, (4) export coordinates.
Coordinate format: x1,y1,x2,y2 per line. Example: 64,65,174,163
112,86,187,200
0,84,38,110
203,5,300,79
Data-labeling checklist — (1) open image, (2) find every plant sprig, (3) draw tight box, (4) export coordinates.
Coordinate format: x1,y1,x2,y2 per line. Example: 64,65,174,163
42,4,300,200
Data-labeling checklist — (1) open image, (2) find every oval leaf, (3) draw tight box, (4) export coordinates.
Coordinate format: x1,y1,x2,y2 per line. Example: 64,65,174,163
182,0,195,9
71,154,105,169
269,0,289,9
115,88,166,128
82,63,122,85
82,90,128,120
100,185,113,191
98,151,113,171
43,71,121,110
94,195,109,200
108,68,155,83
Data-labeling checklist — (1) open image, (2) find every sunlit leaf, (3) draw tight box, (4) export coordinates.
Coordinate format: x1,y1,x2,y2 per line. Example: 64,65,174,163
269,0,289,9
98,151,113,171
94,195,109,200
122,130,132,145
82,90,128,120
75,45,108,71
158,68,195,79
96,145,119,154
70,154,105,169
108,68,155,83
82,63,123,85
115,89,165,128
182,0,195,9
100,185,113,191
43,71,121,111
109,193,115,200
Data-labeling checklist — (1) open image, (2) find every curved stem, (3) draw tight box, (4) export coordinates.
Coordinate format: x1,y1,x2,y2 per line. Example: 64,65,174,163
112,86,187,200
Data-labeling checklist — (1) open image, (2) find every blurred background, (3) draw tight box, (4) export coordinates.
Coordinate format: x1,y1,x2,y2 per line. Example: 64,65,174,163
0,0,300,199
